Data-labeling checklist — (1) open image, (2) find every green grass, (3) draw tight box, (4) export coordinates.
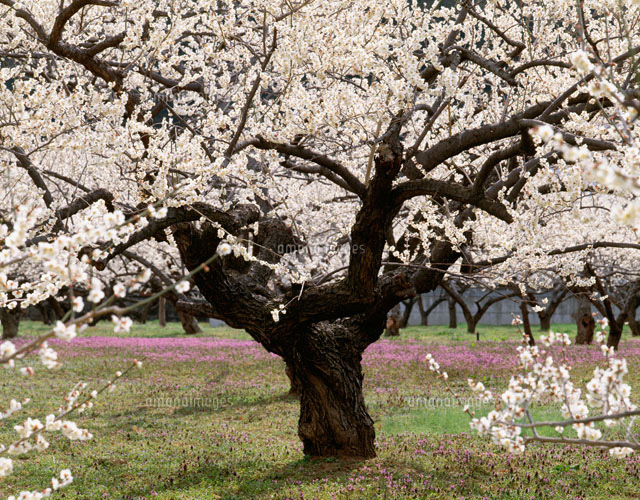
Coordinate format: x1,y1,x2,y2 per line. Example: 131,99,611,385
16,319,248,339
0,321,638,499
383,406,481,435
16,319,584,342
382,406,580,438
400,323,581,343
14,319,619,342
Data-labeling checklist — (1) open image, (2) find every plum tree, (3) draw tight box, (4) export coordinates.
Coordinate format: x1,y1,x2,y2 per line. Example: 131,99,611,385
0,0,638,458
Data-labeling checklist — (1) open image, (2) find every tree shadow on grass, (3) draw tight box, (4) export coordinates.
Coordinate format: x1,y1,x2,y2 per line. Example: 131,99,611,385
170,391,297,417
128,454,370,500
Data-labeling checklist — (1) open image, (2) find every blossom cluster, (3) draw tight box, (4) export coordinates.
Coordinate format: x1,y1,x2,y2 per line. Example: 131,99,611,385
458,325,638,457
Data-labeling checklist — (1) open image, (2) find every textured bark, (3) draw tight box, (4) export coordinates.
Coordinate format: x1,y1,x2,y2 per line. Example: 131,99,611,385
168,185,456,459
607,321,623,350
1,308,20,339
520,300,535,346
171,221,383,458
416,296,428,325
627,296,640,337
385,304,401,336
158,297,166,327
293,322,376,459
285,360,302,397
629,312,640,336
466,317,477,335
574,295,594,345
138,300,151,324
539,314,552,332
178,310,202,335
447,296,457,329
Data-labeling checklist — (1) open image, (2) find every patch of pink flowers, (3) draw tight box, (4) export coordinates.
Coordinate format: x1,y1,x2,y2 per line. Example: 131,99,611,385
41,336,640,375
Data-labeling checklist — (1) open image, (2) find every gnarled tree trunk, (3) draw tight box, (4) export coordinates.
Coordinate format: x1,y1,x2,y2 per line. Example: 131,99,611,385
178,310,202,334
170,203,457,459
291,321,376,458
607,320,624,350
385,304,401,336
574,295,594,345
539,314,551,332
158,297,166,327
416,295,428,325
447,296,457,329
138,300,151,324
520,300,534,346
172,217,382,458
285,360,302,397
629,312,640,336
1,307,20,339
466,315,477,335
627,295,640,337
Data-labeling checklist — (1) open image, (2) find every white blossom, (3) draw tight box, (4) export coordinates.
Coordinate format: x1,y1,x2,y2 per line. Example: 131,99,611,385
53,321,76,341
111,316,133,334
217,242,233,256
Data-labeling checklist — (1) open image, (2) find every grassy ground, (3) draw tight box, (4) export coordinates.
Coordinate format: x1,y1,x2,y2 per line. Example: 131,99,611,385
16,320,583,341
400,323,580,342
1,321,639,499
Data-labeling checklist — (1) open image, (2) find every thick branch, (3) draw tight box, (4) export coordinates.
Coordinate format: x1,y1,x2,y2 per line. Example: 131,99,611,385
56,189,115,219
392,179,513,223
244,137,366,198
94,203,259,269
10,148,54,208
85,32,125,56
49,1,118,48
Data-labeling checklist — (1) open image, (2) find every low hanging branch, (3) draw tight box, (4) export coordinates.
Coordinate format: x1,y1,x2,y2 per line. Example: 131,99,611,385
427,325,639,457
